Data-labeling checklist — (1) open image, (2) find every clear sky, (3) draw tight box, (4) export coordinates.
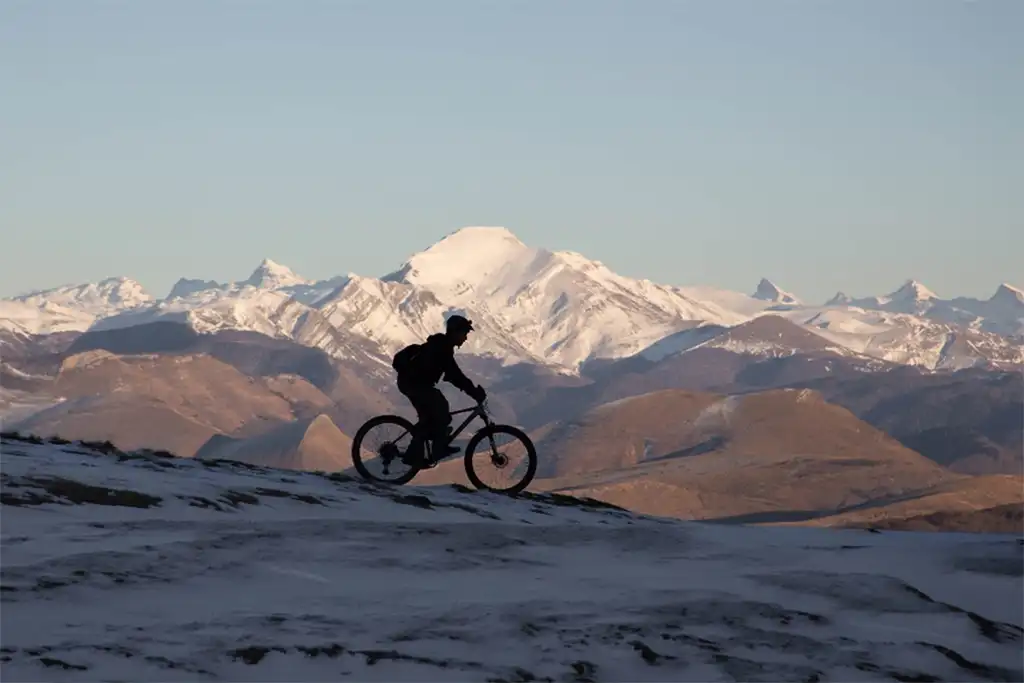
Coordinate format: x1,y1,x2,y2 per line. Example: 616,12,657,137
2,1,1020,304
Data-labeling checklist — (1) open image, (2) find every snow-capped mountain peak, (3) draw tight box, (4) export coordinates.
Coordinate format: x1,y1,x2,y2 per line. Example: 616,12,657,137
889,279,937,303
991,283,1024,306
374,226,751,368
825,291,852,306
384,226,534,293
166,277,225,300
1,277,153,335
12,276,153,316
97,277,152,306
245,258,308,289
751,278,800,305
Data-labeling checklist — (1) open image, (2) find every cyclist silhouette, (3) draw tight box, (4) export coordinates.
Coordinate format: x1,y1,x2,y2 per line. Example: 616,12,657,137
391,314,486,465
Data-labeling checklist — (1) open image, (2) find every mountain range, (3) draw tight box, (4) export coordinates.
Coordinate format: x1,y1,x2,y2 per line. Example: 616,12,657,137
3,226,1022,373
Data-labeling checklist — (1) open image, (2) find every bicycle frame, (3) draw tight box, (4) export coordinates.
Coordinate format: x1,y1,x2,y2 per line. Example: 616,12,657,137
392,402,491,450
447,402,492,442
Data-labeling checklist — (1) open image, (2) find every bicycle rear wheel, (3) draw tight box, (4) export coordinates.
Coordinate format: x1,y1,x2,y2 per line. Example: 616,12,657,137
351,415,421,485
463,424,537,494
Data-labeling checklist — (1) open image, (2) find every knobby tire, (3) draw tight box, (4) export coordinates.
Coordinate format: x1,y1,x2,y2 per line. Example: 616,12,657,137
351,414,420,485
463,424,538,495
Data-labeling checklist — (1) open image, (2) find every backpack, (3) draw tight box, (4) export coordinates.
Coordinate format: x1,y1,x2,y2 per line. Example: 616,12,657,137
391,343,423,377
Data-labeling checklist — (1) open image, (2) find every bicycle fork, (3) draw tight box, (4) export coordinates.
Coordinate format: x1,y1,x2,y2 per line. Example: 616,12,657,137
484,430,508,468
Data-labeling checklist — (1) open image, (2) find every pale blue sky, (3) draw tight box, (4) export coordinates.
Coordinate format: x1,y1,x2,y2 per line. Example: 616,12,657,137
2,1,1020,303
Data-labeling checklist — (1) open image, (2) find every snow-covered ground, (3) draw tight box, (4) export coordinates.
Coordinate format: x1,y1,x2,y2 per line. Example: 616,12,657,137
1,436,1022,682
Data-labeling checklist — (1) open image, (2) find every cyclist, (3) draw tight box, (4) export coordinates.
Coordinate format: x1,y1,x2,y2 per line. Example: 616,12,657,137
391,314,487,466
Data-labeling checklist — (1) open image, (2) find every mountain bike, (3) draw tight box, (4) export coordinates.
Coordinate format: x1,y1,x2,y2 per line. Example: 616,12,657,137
350,400,537,494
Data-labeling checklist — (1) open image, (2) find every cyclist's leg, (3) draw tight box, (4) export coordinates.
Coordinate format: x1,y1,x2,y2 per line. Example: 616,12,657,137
399,382,431,463
425,388,458,459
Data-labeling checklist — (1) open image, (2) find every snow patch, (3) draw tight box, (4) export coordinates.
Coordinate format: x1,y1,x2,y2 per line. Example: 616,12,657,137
890,280,938,303
693,395,740,429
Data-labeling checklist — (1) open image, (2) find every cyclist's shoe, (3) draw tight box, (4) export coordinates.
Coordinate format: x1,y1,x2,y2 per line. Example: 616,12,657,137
422,444,460,468
434,444,461,459
400,445,425,467
421,446,458,466
405,443,459,468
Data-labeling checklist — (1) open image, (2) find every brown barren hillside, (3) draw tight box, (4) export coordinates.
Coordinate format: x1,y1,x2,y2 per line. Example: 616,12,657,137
60,321,399,436
9,394,220,456
194,413,364,472
852,504,1022,533
529,388,966,522
772,474,1024,533
10,350,335,456
319,362,400,435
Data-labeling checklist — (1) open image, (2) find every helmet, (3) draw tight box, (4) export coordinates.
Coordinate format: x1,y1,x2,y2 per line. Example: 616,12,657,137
446,314,474,334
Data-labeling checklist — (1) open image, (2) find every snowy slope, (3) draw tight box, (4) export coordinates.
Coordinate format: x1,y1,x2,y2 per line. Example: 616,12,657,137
314,274,542,365
0,300,96,336
638,318,870,364
1,278,151,335
2,435,1022,683
674,285,778,317
791,307,1024,370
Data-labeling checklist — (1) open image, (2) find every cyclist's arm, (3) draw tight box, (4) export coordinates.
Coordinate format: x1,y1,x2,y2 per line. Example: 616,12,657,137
442,355,477,395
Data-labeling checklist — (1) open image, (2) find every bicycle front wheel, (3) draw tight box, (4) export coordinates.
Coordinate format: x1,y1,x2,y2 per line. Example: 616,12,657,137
463,424,537,494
